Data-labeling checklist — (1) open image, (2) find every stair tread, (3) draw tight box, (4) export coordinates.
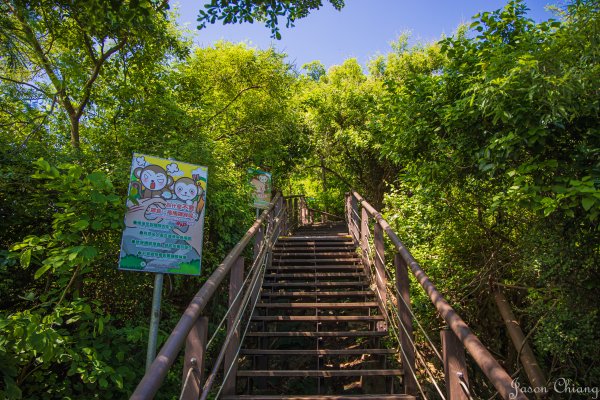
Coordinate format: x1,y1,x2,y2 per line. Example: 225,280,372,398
265,272,364,278
251,315,385,321
246,331,387,337
262,290,373,297
262,282,368,287
240,348,395,355
267,265,363,270
236,369,404,377
256,302,379,308
274,258,362,263
278,236,352,240
222,396,414,400
273,247,355,251
273,252,358,256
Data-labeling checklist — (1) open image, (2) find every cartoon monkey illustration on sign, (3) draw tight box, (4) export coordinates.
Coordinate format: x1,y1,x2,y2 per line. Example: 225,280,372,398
173,177,197,203
173,177,206,216
132,164,173,199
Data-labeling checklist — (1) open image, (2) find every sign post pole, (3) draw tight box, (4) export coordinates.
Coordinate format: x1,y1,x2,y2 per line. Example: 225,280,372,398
146,272,164,370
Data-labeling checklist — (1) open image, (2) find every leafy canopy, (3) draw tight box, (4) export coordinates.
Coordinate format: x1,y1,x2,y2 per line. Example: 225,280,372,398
197,0,345,39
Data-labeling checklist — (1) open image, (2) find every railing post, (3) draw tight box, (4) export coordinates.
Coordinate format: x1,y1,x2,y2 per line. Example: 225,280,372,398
301,198,308,225
360,207,370,269
350,195,359,245
493,289,546,398
254,224,263,261
274,196,282,239
441,327,469,400
223,256,244,395
374,223,387,331
181,316,208,400
281,198,288,235
345,194,352,234
395,253,417,396
292,197,298,228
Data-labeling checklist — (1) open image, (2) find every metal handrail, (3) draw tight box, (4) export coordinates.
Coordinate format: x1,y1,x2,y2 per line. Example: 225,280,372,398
131,193,282,399
347,191,527,400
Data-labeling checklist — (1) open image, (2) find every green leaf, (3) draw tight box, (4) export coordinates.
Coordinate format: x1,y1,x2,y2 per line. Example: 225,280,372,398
582,197,594,211
36,158,51,172
91,221,103,230
73,220,90,230
20,249,32,268
34,264,52,279
3,376,22,399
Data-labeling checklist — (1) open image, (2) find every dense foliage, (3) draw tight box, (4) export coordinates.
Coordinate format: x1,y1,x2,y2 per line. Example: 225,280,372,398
0,0,598,398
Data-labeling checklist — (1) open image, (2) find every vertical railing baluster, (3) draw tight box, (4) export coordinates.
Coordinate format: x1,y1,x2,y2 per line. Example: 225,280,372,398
350,195,359,245
360,207,370,271
345,193,352,235
181,316,209,400
223,256,244,395
292,197,298,228
254,222,263,261
395,253,417,396
441,327,469,400
301,198,308,225
374,223,387,331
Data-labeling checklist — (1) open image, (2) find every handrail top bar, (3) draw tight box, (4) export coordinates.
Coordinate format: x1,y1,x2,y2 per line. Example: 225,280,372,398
347,191,526,400
131,193,282,400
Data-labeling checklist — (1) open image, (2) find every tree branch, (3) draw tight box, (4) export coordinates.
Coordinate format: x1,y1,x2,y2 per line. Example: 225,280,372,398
201,85,264,127
0,75,53,97
76,39,127,118
71,13,98,63
10,3,77,118
17,95,57,151
305,164,354,189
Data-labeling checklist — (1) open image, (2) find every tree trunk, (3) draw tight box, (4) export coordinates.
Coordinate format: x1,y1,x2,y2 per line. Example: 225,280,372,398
70,114,80,149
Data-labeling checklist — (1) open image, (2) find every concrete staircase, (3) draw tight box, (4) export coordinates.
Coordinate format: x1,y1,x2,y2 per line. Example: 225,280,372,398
223,222,415,399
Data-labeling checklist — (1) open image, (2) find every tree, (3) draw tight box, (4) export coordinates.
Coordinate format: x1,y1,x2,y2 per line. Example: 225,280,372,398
294,58,399,209
378,1,599,391
197,0,345,39
302,61,326,81
0,0,181,150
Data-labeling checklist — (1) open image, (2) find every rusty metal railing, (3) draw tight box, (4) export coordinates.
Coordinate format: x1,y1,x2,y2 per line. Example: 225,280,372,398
346,191,527,400
283,195,343,228
131,193,288,399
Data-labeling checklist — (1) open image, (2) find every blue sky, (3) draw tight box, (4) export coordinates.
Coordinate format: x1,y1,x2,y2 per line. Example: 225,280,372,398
173,0,558,70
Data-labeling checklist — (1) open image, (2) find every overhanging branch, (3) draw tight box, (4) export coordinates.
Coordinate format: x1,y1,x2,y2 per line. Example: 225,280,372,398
201,85,264,128
305,164,353,189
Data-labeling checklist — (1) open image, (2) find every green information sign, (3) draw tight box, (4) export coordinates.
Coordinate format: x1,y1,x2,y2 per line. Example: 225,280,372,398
248,168,272,209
